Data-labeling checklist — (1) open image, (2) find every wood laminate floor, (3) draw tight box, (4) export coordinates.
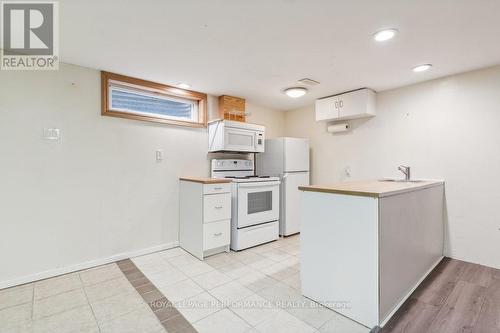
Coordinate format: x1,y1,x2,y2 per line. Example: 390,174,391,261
381,257,500,333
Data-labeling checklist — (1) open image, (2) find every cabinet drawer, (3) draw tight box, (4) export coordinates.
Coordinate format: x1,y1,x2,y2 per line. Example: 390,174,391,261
203,193,231,223
204,220,230,250
203,183,231,195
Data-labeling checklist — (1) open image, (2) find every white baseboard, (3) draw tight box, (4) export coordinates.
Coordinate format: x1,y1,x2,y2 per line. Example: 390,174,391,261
380,256,444,327
0,241,179,290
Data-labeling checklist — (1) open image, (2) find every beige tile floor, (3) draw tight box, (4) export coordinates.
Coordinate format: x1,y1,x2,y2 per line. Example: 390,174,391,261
132,235,369,333
0,235,369,332
0,264,163,333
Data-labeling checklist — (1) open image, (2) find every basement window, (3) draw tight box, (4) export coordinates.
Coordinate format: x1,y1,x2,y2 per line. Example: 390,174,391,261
101,72,207,127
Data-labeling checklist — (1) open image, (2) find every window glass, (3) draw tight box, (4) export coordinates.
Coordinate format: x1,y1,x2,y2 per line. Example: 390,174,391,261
109,84,197,121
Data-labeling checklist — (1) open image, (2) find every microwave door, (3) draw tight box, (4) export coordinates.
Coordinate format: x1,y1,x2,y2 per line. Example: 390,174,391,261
224,128,256,152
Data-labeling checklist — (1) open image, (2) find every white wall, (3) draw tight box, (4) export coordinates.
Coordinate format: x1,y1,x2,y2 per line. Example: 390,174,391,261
285,65,500,269
246,103,285,139
0,63,284,287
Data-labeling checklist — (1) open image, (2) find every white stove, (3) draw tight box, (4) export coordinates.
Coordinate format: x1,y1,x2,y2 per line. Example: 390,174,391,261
211,159,280,250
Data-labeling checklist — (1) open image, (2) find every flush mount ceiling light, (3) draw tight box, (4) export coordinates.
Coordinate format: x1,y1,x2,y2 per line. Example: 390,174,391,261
177,83,191,89
373,28,398,42
412,64,432,72
284,87,308,98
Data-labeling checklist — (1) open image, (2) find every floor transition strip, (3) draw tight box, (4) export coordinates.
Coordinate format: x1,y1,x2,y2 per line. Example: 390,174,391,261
117,259,197,333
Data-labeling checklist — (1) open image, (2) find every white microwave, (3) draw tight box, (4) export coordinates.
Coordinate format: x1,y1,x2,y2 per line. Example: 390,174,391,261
208,120,265,153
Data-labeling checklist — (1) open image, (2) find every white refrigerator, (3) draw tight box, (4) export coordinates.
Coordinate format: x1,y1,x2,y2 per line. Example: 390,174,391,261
256,137,310,236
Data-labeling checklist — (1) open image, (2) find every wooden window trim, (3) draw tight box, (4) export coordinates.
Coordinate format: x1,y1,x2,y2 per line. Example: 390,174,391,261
101,71,207,128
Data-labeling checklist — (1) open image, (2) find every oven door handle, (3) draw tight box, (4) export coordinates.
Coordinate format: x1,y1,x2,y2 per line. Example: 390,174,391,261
238,181,280,188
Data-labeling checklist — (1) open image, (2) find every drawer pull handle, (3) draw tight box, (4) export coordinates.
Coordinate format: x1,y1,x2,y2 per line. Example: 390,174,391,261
214,187,223,190
214,232,222,237
215,206,223,209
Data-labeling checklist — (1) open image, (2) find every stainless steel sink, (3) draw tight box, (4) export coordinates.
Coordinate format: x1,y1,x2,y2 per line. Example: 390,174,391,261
379,179,426,183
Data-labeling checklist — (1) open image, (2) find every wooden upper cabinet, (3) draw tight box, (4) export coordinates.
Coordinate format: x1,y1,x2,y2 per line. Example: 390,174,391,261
218,95,246,122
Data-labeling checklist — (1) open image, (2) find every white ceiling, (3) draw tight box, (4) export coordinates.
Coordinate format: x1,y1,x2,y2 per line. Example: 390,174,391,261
59,0,500,110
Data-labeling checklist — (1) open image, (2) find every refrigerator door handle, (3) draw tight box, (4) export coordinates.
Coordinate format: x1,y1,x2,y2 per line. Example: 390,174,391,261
282,174,287,182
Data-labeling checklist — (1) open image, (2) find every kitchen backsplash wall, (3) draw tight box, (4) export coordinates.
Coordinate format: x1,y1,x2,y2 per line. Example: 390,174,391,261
284,64,500,270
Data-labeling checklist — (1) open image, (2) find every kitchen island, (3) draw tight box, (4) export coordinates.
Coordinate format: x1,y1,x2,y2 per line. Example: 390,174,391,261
298,180,445,329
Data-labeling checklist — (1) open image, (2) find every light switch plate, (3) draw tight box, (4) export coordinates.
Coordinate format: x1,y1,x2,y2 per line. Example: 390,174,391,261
156,150,163,162
43,128,60,140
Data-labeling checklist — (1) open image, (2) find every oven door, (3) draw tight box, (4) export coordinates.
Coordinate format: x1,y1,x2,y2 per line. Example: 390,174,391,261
224,128,257,152
237,181,280,228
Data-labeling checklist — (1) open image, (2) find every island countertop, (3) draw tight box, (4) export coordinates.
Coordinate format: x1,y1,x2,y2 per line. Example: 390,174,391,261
298,179,444,198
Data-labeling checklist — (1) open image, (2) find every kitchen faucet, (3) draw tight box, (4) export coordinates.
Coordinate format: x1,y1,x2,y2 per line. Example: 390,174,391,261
398,165,411,180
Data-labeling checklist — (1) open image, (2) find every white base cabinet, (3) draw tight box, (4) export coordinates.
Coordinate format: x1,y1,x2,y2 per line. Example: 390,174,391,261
300,184,444,329
180,180,231,260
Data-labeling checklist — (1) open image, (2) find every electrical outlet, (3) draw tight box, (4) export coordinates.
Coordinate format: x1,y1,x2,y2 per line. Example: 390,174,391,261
156,150,163,162
43,128,60,140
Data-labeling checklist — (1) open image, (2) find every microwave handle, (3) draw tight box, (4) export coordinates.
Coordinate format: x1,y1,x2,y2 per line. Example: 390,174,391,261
238,181,281,188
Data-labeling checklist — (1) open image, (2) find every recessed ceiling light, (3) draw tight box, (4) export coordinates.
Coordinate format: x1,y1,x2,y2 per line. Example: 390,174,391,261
412,64,432,72
373,29,398,42
177,83,191,89
284,87,308,98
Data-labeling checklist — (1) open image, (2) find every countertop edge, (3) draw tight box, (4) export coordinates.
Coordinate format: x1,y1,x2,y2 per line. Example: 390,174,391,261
378,180,444,198
298,186,380,198
299,180,445,198
179,177,232,184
